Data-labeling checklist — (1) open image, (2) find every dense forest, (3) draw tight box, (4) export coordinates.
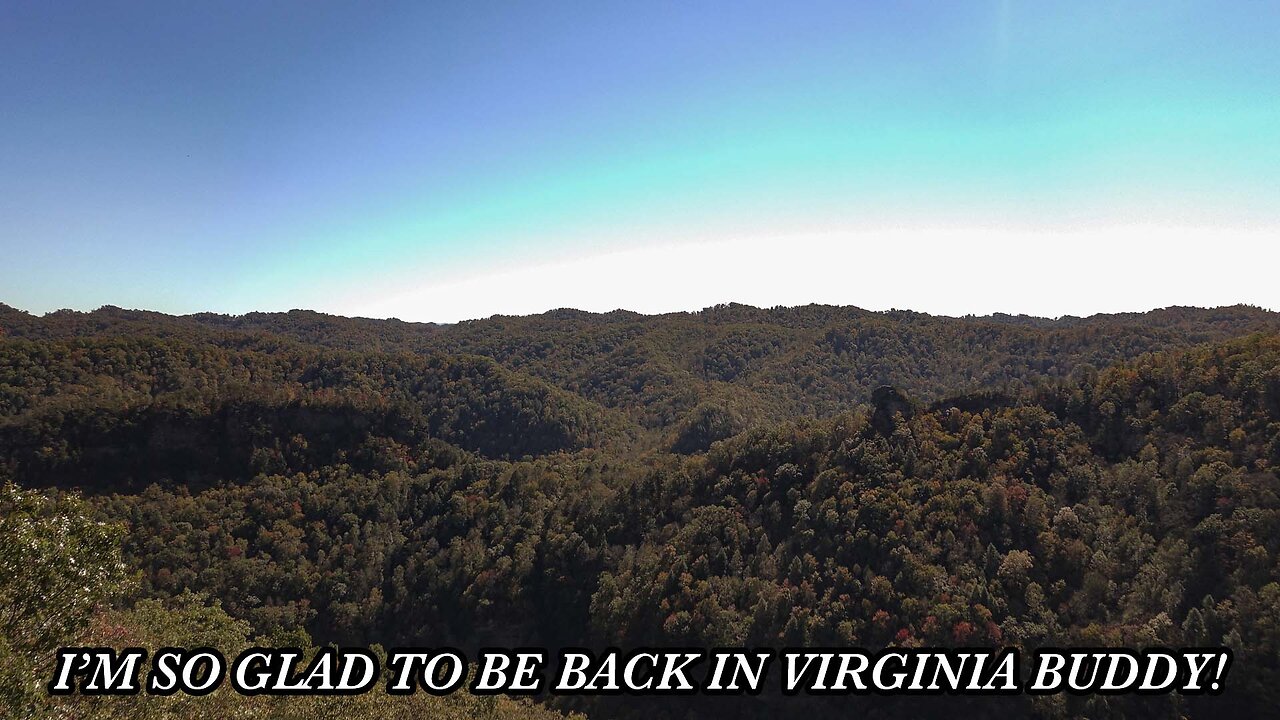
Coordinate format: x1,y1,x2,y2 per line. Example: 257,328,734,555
3,302,1280,719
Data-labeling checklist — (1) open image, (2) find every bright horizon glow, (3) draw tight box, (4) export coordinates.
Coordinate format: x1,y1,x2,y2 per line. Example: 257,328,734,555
2,2,1278,321
335,224,1277,323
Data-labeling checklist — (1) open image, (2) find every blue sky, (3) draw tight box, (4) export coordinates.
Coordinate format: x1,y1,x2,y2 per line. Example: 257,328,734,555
2,1,1278,320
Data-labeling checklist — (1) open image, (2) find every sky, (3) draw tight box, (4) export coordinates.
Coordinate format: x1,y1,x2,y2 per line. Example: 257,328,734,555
2,1,1278,322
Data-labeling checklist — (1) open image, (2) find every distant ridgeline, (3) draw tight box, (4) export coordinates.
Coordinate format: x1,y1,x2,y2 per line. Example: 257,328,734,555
2,302,1280,719
3,302,1278,449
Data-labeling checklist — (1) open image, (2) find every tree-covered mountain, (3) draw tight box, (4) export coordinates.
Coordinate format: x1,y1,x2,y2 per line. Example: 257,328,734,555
4,301,1278,442
2,302,1279,719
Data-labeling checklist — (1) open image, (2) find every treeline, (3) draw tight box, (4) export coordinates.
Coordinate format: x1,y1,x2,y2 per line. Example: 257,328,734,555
4,302,1278,437
1,303,1279,718
0,481,583,720
0,335,612,491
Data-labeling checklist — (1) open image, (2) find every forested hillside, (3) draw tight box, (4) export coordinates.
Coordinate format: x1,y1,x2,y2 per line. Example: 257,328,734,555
2,303,1279,719
4,302,1278,445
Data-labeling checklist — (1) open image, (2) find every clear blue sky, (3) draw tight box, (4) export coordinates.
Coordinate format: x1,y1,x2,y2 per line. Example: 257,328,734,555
2,1,1278,320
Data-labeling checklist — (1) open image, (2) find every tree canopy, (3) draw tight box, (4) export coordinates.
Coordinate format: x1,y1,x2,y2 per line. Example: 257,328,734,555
2,302,1278,718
